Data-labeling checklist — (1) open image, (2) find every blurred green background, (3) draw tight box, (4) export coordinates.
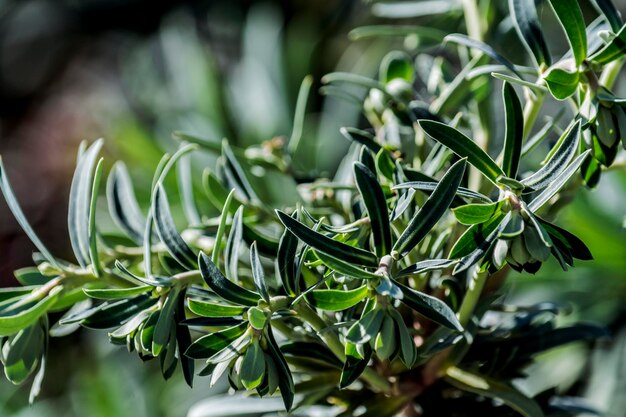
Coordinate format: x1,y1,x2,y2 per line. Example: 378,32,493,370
0,0,625,415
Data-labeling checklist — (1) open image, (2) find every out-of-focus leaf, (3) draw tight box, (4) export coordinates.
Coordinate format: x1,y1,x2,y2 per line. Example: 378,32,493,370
445,34,522,78
288,75,313,155
106,162,146,244
306,286,369,311
198,252,259,307
392,159,466,258
446,366,545,417
276,210,378,267
502,82,524,178
419,120,503,183
13,268,53,287
492,72,548,93
153,184,197,270
349,25,445,43
354,162,392,257
379,51,414,84
548,0,587,66
340,127,382,154
0,158,60,268
509,0,552,67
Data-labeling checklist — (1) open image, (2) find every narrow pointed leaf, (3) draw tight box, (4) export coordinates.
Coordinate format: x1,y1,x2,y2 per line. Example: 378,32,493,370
212,189,237,266
225,206,244,282
396,259,458,277
548,0,587,66
306,285,369,311
68,139,104,268
590,0,623,32
452,202,500,226
314,250,381,280
185,322,248,359
445,34,522,78
589,23,626,64
177,151,201,225
392,159,467,259
393,181,492,203
153,184,197,270
264,326,295,411
240,341,265,390
187,299,246,318
106,162,146,244
446,367,545,417
88,158,104,277
419,120,503,183
340,127,382,154
152,285,182,356
198,252,259,307
509,0,552,67
522,120,581,190
391,280,462,331
83,286,151,300
250,242,270,303
276,214,300,296
276,210,378,267
529,151,590,211
353,162,391,257
0,288,61,336
502,82,524,177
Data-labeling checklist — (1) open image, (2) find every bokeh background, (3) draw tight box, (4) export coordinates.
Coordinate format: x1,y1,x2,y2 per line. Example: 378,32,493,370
0,0,625,416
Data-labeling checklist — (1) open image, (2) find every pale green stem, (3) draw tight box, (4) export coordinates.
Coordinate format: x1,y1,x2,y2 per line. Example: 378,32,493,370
295,303,391,393
600,59,625,90
457,269,489,328
462,0,483,41
523,90,546,141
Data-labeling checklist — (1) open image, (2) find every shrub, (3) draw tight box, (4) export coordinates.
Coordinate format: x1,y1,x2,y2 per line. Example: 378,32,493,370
0,0,624,415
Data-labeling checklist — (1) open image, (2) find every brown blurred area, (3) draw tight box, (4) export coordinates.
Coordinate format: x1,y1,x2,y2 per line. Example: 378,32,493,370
0,0,361,286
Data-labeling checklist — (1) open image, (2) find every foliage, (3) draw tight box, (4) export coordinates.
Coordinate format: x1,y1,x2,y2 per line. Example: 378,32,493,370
1,0,626,416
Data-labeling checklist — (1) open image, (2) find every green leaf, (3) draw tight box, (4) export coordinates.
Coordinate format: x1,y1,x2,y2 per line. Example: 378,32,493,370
185,322,248,359
388,309,416,368
340,127,383,154
264,326,295,411
491,72,548,94
340,342,372,389
198,252,260,307
446,367,545,417
375,314,397,361
589,24,626,64
276,210,378,267
501,211,525,238
501,82,524,178
152,286,182,356
314,250,381,280
450,212,506,258
379,51,414,84
288,75,313,155
0,158,60,269
79,294,157,330
392,159,467,259
306,286,369,311
522,120,581,190
590,0,623,32
0,288,60,337
452,202,500,226
393,181,492,203
276,213,300,297
3,323,44,385
212,189,237,266
225,206,244,282
153,184,197,270
548,0,587,66
250,242,270,303
354,162,392,257
528,151,590,212
83,286,151,300
392,280,462,331
176,150,201,226
14,268,53,287
346,308,384,344
222,141,259,203
509,0,552,67
88,158,104,277
175,288,194,387
239,340,266,390
188,299,246,318
419,120,503,183
396,259,458,278
539,219,592,260
106,162,146,244
445,34,523,78
544,66,580,100
322,72,386,91
68,139,104,268
348,25,445,43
